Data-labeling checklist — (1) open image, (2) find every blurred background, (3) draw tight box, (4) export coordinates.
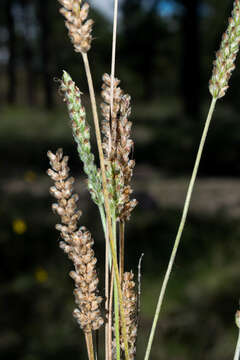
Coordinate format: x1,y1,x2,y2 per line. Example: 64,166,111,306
1,0,240,359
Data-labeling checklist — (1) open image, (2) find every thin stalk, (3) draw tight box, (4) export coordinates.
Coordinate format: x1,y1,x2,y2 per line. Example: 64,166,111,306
99,205,106,235
95,331,99,360
119,221,125,282
109,265,114,360
113,213,121,360
110,0,119,116
85,331,95,360
99,205,109,360
114,279,121,360
234,329,240,360
81,52,129,360
144,97,217,360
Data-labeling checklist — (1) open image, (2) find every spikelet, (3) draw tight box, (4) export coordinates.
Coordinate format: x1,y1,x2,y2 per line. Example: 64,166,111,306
209,0,240,99
69,227,104,332
60,71,103,206
101,74,137,220
47,149,104,332
113,271,137,359
117,95,137,221
101,73,123,159
47,148,82,241
58,0,93,53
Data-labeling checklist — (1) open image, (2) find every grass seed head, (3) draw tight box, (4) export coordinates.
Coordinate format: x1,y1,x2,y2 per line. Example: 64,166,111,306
47,149,104,332
60,71,103,206
209,0,240,99
58,0,93,53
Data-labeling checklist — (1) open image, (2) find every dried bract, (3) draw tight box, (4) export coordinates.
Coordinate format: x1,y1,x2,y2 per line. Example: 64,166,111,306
58,0,93,53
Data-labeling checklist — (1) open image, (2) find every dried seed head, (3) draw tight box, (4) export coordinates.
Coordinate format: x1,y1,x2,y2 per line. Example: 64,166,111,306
58,0,93,53
209,1,240,99
71,228,104,332
47,149,80,238
113,271,137,359
47,149,103,332
100,75,137,221
117,95,137,221
121,271,137,360
101,73,123,160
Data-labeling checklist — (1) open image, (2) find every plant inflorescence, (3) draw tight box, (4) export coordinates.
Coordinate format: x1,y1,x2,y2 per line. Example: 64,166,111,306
46,1,240,359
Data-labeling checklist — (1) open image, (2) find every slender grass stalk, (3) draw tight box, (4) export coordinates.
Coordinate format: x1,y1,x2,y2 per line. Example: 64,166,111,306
105,234,110,360
144,97,217,360
99,205,109,360
112,213,121,360
234,311,240,360
99,205,106,235
114,279,121,360
109,266,114,360
119,221,125,281
81,52,130,360
110,0,119,117
234,330,240,360
85,332,95,360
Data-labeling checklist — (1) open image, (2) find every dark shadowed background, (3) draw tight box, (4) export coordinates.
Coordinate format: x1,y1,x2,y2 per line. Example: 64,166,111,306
1,0,240,359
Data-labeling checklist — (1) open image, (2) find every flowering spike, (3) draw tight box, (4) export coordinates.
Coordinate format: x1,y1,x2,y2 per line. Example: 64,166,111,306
58,0,93,53
47,149,104,332
209,0,240,99
60,71,103,206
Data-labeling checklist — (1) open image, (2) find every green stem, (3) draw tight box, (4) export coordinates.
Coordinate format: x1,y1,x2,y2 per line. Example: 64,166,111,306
234,329,240,360
119,221,125,282
144,97,217,360
99,204,109,360
99,205,106,235
113,213,121,360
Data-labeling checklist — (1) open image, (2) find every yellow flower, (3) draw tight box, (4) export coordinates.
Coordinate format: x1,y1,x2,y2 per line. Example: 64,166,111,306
12,219,27,235
24,170,37,183
35,268,48,283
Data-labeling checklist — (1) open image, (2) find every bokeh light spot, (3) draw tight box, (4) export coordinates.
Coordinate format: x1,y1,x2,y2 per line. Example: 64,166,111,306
12,219,27,235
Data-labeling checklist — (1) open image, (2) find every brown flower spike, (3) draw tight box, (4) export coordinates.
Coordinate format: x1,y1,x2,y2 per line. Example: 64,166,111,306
47,149,103,332
101,74,137,221
113,271,137,360
58,0,93,53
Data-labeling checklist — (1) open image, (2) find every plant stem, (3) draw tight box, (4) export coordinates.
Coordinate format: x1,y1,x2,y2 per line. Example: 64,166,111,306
144,97,217,360
109,265,114,360
85,331,95,360
114,279,121,360
81,52,129,360
99,205,106,235
110,0,119,117
234,328,240,360
99,205,109,360
119,221,125,282
112,214,121,360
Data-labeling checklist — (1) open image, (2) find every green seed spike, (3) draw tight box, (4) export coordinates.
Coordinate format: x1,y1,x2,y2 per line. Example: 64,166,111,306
209,0,240,99
60,71,103,206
